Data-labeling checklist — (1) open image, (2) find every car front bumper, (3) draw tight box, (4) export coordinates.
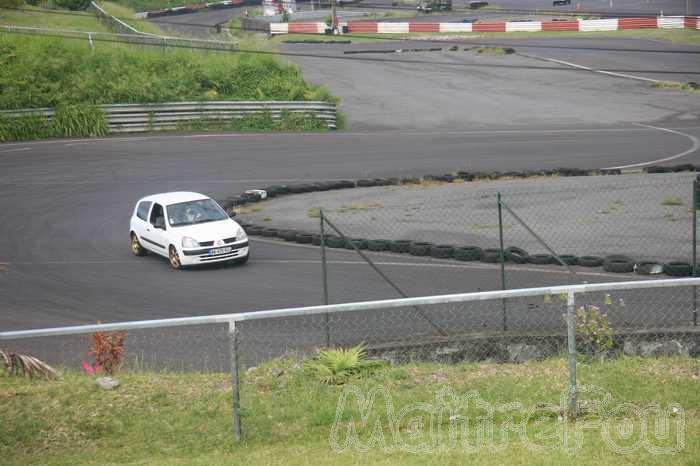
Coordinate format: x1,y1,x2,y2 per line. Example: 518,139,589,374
180,240,249,266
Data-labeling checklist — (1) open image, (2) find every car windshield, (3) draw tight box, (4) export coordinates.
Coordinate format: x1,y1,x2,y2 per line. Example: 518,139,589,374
167,199,228,227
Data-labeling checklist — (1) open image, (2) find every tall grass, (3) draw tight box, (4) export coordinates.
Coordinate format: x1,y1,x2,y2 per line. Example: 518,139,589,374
0,105,108,142
0,34,335,110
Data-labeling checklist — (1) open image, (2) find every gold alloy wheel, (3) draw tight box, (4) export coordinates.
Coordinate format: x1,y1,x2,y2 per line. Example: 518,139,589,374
169,246,181,269
131,234,146,256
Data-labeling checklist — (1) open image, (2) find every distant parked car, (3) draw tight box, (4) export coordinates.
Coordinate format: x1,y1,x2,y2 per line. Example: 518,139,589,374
553,0,571,5
129,192,249,269
469,1,488,9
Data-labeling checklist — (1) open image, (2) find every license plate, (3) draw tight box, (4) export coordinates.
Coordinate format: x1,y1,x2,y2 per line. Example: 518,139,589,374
209,247,232,256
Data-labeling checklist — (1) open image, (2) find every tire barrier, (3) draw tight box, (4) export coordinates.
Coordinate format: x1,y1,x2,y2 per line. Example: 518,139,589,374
481,248,502,263
368,239,391,251
346,238,369,250
528,253,554,265
663,261,693,277
390,240,412,253
578,255,605,267
634,261,664,275
454,246,483,261
233,163,699,277
603,255,636,273
504,246,528,264
430,244,455,258
409,242,433,256
556,254,578,266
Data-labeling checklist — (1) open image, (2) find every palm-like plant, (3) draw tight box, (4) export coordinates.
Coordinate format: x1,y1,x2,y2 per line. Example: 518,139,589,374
304,343,385,385
1,350,58,380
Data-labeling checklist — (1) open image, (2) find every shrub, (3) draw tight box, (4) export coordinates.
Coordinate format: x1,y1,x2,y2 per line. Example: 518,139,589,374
0,0,23,7
54,0,90,10
0,112,52,142
89,330,127,376
575,304,614,355
1,350,58,379
303,343,385,385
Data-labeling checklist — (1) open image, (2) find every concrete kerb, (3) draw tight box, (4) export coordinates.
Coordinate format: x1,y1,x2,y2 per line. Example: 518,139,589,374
223,165,700,279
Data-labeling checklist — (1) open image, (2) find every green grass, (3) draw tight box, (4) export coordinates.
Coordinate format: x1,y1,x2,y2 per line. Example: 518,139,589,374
661,196,685,206
651,81,700,94
99,1,169,35
0,4,112,31
0,356,697,465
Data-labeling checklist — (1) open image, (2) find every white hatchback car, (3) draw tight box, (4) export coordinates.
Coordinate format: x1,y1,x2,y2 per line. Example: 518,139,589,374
129,192,249,269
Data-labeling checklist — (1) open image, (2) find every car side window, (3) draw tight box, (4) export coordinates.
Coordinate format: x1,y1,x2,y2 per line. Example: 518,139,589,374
136,201,152,221
149,203,165,229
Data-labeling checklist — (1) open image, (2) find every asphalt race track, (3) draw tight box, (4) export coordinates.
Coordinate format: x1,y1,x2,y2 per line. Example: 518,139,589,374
1,124,700,332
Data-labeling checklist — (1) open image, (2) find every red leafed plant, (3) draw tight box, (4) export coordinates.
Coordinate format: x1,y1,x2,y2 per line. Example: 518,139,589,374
89,329,127,376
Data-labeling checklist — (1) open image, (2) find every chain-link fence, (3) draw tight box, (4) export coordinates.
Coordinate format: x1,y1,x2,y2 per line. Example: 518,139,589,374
2,278,698,441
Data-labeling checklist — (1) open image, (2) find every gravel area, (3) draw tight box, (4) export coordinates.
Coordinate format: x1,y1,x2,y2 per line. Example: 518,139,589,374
240,172,697,263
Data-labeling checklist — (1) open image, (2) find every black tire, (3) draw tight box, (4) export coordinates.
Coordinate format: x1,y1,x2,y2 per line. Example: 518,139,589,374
296,233,313,244
326,236,345,248
357,179,376,187
262,228,278,238
337,180,355,189
481,248,502,263
556,254,578,266
663,261,693,277
311,234,322,246
454,246,482,261
368,239,391,251
247,225,264,236
528,254,553,265
130,233,147,256
390,240,412,253
283,230,299,242
672,163,695,172
168,245,182,270
644,166,668,174
578,255,604,267
504,246,528,264
409,242,433,256
430,244,455,258
288,184,307,194
603,255,635,273
635,261,663,275
346,238,368,250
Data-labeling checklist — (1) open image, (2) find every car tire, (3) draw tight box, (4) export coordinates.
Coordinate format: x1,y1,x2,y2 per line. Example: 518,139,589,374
262,228,278,238
556,254,578,266
346,238,368,250
326,236,345,248
296,233,313,244
635,261,663,275
130,233,147,256
168,245,182,270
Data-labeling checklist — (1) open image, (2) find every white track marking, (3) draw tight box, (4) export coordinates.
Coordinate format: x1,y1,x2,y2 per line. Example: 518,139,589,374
603,124,700,170
0,147,30,153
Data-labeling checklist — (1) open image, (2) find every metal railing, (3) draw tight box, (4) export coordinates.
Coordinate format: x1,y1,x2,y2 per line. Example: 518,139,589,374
2,277,698,441
0,101,338,132
0,24,237,51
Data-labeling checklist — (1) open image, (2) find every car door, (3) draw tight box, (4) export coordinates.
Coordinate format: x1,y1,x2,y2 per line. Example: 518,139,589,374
142,203,169,256
132,200,152,245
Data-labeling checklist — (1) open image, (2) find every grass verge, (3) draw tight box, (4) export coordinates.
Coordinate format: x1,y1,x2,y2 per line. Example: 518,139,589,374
0,356,697,465
651,81,700,94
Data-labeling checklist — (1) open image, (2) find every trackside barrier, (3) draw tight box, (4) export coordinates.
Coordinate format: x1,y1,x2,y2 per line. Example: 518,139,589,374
270,15,695,34
1,278,699,441
0,101,338,132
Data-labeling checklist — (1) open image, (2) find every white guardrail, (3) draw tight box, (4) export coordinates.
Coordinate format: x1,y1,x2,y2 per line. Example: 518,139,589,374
1,277,699,441
0,101,338,131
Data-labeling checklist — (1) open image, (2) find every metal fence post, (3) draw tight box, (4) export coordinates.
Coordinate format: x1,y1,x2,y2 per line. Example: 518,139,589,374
228,320,242,441
497,193,507,331
320,208,330,347
566,290,578,418
693,177,698,326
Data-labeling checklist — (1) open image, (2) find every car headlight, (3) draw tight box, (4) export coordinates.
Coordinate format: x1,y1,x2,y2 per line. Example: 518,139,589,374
181,236,199,249
236,227,248,242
